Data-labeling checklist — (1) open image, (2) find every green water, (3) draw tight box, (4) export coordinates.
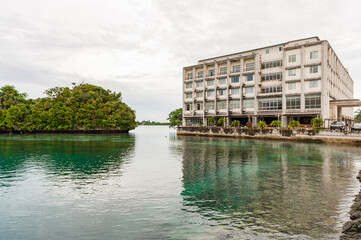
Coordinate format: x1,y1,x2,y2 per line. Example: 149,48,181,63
0,126,360,239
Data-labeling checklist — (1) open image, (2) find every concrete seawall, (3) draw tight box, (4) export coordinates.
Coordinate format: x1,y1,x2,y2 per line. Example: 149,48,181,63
177,127,361,145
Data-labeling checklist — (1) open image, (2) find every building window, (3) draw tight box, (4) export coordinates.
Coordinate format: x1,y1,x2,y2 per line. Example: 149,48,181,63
185,83,192,89
288,69,296,76
245,87,254,94
205,102,214,110
232,65,240,73
288,82,296,90
246,62,255,71
289,55,296,62
261,60,282,69
206,90,214,97
218,89,226,96
243,99,254,108
310,51,318,59
196,92,203,98
197,71,204,78
187,72,193,79
286,96,301,109
229,100,240,109
220,67,227,75
208,69,215,76
279,46,283,51
218,78,226,85
196,81,203,87
231,77,240,83
207,80,214,86
217,101,227,110
309,80,319,88
196,103,203,110
231,88,240,94
310,66,318,73
258,97,282,110
266,49,270,54
263,85,282,93
246,74,254,81
185,93,192,99
186,104,192,111
305,94,321,109
261,72,282,81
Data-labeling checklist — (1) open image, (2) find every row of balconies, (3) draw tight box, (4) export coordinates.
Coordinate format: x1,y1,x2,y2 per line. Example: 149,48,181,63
185,68,255,80
185,62,321,81
184,109,248,116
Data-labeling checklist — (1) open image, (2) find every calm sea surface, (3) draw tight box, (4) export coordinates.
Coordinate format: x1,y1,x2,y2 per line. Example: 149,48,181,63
1,126,361,239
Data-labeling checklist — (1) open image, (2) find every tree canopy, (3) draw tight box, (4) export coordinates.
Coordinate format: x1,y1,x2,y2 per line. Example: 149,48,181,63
0,83,136,132
355,109,361,122
167,108,182,128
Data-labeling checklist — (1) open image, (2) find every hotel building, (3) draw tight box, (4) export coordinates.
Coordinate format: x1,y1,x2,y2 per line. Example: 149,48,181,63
182,36,359,127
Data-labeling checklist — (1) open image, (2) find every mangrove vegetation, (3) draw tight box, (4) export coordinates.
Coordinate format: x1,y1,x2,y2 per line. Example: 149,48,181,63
0,83,136,132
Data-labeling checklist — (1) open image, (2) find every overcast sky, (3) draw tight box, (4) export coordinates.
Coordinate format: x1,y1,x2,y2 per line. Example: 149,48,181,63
1,0,360,121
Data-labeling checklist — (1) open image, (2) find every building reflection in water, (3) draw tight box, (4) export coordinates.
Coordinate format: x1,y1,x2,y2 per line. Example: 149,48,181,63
176,136,360,238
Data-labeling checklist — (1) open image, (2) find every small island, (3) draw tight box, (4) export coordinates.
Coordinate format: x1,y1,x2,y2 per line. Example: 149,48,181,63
0,83,136,133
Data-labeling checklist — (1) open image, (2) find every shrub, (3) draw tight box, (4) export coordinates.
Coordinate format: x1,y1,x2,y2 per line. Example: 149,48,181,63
231,120,240,127
288,120,300,129
310,117,324,128
199,121,203,127
270,120,282,128
207,117,216,126
246,121,252,128
258,121,267,130
217,118,224,126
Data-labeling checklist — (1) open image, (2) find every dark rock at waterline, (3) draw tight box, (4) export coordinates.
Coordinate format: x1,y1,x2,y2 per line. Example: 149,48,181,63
357,172,361,180
341,170,361,239
343,218,361,233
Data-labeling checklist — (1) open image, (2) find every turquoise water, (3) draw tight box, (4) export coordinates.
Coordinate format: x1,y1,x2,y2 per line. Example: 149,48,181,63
0,126,361,239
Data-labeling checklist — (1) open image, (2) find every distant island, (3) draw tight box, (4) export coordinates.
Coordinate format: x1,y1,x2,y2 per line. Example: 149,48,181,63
0,83,136,133
138,120,170,126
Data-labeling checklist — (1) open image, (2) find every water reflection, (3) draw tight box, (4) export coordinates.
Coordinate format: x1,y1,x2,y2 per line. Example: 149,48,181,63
178,136,360,239
0,134,135,188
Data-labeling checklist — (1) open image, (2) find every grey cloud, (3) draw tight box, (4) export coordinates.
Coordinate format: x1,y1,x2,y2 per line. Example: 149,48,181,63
1,0,361,122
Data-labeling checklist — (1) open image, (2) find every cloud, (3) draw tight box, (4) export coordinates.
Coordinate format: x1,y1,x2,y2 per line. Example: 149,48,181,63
0,0,361,121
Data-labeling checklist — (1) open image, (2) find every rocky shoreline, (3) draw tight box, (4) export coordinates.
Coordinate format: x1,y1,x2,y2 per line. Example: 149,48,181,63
341,171,361,239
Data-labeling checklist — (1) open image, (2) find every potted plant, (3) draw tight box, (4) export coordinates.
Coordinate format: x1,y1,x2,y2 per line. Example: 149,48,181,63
231,120,240,127
270,120,282,128
310,117,324,134
207,117,216,126
257,121,267,130
288,120,300,129
217,117,225,127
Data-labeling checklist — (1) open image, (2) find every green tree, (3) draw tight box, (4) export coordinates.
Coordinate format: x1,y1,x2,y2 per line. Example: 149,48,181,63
355,109,361,121
0,85,27,110
167,108,182,128
288,120,300,129
270,120,282,128
258,121,267,129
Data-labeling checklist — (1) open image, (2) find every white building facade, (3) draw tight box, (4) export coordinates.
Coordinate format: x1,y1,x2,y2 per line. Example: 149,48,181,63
182,37,355,127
